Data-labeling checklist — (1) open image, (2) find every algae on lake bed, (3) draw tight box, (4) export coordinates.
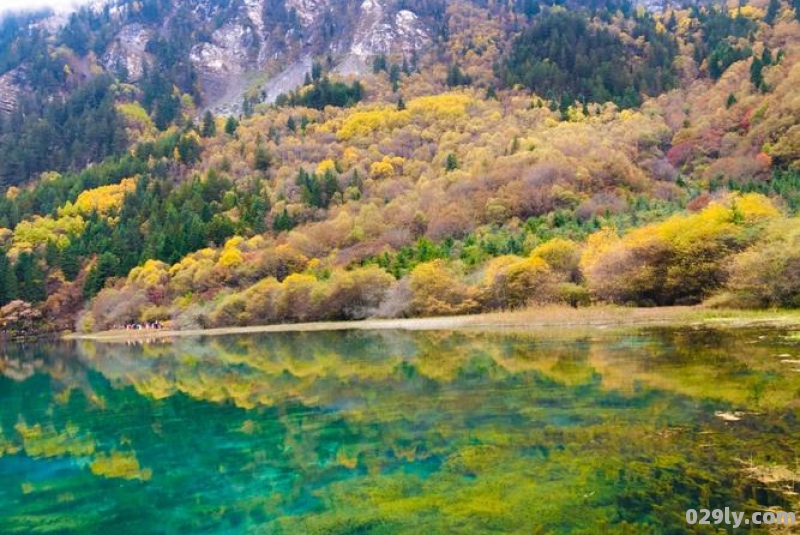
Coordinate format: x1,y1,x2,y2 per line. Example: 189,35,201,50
0,327,798,533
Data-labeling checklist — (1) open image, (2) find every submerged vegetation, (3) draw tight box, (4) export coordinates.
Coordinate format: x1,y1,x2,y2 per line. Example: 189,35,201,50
1,327,800,532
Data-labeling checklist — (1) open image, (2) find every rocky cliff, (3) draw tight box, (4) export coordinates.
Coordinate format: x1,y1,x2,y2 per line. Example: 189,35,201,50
0,0,435,115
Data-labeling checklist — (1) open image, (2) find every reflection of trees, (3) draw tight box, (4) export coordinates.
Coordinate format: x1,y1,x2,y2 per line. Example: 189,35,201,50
0,344,152,484
1,328,799,533
75,327,800,427
76,330,600,413
585,327,800,409
2,340,101,404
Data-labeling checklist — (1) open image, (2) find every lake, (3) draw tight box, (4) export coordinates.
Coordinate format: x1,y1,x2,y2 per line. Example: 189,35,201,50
1,326,799,534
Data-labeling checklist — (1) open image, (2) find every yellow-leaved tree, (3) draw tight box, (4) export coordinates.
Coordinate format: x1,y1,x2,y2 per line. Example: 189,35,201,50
409,260,479,316
582,193,780,305
59,178,137,218
725,217,800,308
481,255,553,309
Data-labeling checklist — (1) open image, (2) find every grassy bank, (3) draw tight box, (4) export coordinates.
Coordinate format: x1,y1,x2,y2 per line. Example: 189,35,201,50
66,305,800,343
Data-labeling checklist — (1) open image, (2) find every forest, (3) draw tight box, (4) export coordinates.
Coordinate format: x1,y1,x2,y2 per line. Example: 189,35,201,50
500,10,679,108
0,0,799,334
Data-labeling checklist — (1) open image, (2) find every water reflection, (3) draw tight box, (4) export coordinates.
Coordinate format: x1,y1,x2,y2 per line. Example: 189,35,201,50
0,328,799,534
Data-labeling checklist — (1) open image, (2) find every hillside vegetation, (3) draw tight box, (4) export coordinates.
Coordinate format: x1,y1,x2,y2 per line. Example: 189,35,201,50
0,0,799,334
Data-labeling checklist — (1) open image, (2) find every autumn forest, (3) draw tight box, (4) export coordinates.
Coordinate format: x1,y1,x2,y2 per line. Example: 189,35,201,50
1,0,799,335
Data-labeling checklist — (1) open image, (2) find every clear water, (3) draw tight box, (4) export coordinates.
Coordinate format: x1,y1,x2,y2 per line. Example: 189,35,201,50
1,327,799,534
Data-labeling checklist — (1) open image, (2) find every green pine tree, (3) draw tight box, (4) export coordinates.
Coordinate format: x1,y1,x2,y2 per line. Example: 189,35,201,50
224,115,239,136
445,153,459,172
201,110,217,138
0,254,17,306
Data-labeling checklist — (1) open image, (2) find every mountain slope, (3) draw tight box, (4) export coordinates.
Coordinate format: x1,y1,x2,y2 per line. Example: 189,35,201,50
0,0,799,335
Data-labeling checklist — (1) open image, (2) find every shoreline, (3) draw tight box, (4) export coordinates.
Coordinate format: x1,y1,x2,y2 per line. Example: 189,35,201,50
65,305,800,343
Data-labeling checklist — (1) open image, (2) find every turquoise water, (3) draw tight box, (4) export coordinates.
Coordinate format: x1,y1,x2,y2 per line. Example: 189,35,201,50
1,327,799,534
